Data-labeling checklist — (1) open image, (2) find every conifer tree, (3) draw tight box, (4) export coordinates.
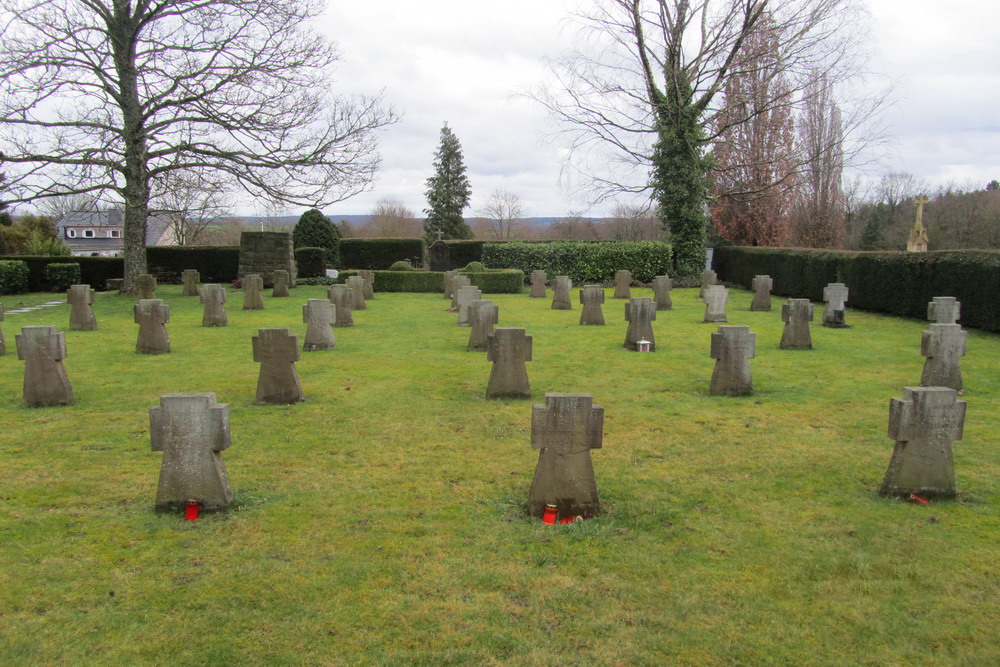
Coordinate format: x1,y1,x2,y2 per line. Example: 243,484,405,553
293,208,341,265
423,124,472,243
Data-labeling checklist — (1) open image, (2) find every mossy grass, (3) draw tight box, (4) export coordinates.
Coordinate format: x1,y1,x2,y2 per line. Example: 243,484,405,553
0,285,997,662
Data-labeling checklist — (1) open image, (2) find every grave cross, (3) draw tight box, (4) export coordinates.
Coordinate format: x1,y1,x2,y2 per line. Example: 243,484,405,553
624,297,656,350
358,270,376,300
710,325,756,396
243,274,265,310
750,275,773,311
272,270,291,298
327,284,355,327
703,285,729,323
579,285,605,325
467,300,499,351
302,299,336,351
181,269,200,296
450,275,471,309
551,276,573,310
136,273,157,300
822,282,849,327
651,275,672,311
780,299,814,350
443,270,458,300
928,297,960,325
67,284,98,331
16,325,73,407
346,276,367,310
200,284,228,327
699,270,717,299
485,328,532,398
252,328,303,404
134,299,171,354
456,285,483,326
920,323,966,391
613,270,632,299
529,270,547,298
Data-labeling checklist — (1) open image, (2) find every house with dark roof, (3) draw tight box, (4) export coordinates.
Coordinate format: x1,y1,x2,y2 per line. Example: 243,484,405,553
55,209,174,256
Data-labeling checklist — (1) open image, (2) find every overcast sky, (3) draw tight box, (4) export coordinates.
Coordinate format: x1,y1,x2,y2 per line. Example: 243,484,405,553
297,0,1000,219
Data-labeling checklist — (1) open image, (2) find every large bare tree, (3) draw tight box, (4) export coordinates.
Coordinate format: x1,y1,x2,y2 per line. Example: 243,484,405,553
150,170,231,246
368,196,421,237
477,188,526,241
0,0,397,288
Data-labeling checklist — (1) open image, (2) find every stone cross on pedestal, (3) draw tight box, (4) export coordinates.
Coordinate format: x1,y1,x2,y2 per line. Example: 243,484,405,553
579,285,605,325
527,393,604,519
780,299,814,349
822,283,849,327
134,299,170,354
920,324,966,391
327,285,354,327
67,284,97,331
485,328,532,398
750,275,773,311
879,386,965,499
0,304,5,355
252,328,303,404
302,299,336,351
136,274,157,300
358,270,376,300
551,276,572,310
450,275,471,309
699,270,717,299
703,285,729,323
346,276,367,310
624,297,656,350
200,284,228,327
16,326,73,407
928,297,960,324
467,300,498,351
436,230,444,242
150,393,233,512
613,270,632,299
272,269,291,297
651,275,672,311
181,269,200,296
907,195,930,252
243,274,265,310
710,325,756,396
529,270,547,298
443,270,458,300
456,285,483,326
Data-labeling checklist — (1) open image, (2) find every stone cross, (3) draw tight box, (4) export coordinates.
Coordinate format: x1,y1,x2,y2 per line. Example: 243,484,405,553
136,273,157,300
928,297,960,324
327,285,355,327
200,284,228,327
242,273,265,310
703,285,729,323
429,238,450,272
710,325,756,396
822,283,849,327
579,285,605,325
456,285,483,326
651,275,672,311
450,275,471,309
302,299,336,351
181,269,200,296
436,230,444,242
16,326,73,407
443,270,458,300
907,195,930,252
67,284,97,331
485,328,532,399
750,275,773,311
879,386,965,499
527,393,604,519
780,299,814,349
272,269,291,297
0,304,5,355
467,300,498,351
252,328,303,404
150,393,233,512
699,270,717,299
624,297,656,350
613,270,632,299
551,276,572,310
920,323,966,391
134,299,171,354
346,276,367,310
358,270,376,300
529,270,547,298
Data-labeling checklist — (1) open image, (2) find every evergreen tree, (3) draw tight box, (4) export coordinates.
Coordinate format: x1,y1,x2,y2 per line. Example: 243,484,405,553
292,208,341,265
423,123,472,244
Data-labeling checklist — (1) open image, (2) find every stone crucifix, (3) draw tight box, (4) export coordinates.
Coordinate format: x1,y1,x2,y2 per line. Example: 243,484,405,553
346,276,367,310
135,299,171,354
242,273,265,310
527,393,604,519
150,393,233,513
703,285,729,323
200,284,228,327
920,323,966,391
358,270,376,300
529,270,547,298
651,275,672,311
302,299,336,351
710,325,756,396
822,282,849,327
16,325,73,407
579,285,605,325
928,297,960,324
456,285,483,326
272,269,291,297
467,300,498,351
613,270,632,299
551,276,572,310
624,297,656,351
485,328,532,399
327,285,354,327
136,273,157,300
750,275,773,311
67,284,98,331
181,269,200,296
780,299,814,350
252,328,303,404
907,194,930,252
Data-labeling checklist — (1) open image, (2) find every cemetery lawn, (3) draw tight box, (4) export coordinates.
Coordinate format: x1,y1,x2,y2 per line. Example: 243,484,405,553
1,284,998,664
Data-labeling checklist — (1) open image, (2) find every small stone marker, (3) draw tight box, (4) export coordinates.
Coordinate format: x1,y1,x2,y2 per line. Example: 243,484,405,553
579,285,605,325
252,328,303,404
106,278,124,292
710,325,756,396
0,304,5,355
347,276,367,311
456,285,483,326
272,269,291,297
134,299,170,354
530,270,547,298
750,275,773,311
485,328,532,399
429,238,450,272
16,325,73,406
928,297,960,324
200,284,228,327
527,393,604,519
624,297,656,350
302,299,336,351
651,275,672,311
181,269,200,296
136,273,157,300
780,299,814,349
358,270,376,300
699,270,717,299
327,285,354,327
67,284,97,331
150,393,233,512
613,270,632,299
551,276,573,310
467,300,498,351
879,387,965,499
450,275,471,309
703,285,729,323
242,273,265,310
920,324,966,391
443,270,458,300
822,283,849,327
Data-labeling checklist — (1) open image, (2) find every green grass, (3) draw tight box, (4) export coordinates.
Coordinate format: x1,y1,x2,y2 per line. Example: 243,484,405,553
1,285,997,663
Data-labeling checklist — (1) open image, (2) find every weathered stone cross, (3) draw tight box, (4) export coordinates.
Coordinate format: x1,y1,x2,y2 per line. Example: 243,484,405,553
252,327,303,404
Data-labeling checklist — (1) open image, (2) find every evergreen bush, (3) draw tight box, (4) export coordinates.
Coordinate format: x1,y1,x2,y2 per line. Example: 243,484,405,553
45,262,82,291
295,247,326,278
0,259,30,294
388,260,417,271
292,209,341,266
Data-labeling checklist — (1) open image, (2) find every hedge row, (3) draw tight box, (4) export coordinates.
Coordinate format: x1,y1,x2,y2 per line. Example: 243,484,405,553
481,241,672,284
336,269,523,293
442,240,486,268
146,246,239,283
0,260,30,294
0,255,124,291
712,247,1000,332
294,247,326,278
339,239,424,270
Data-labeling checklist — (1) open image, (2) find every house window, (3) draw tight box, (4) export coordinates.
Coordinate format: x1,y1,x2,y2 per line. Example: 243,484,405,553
83,229,95,238
67,229,77,238
109,230,121,238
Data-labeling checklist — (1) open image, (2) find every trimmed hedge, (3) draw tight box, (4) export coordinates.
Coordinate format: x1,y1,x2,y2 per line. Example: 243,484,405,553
335,268,523,293
146,246,240,283
45,263,81,291
0,255,124,291
295,247,326,278
443,240,486,268
482,241,672,284
340,238,424,270
712,246,1000,332
0,260,30,294
461,269,524,294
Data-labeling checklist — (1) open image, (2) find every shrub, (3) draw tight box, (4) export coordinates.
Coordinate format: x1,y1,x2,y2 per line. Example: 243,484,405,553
293,209,341,266
389,260,417,271
462,269,523,294
463,261,486,272
482,241,672,284
0,260,30,294
45,262,81,291
296,276,338,286
443,240,485,268
340,238,424,270
146,246,239,283
23,233,72,256
0,255,122,291
295,247,327,278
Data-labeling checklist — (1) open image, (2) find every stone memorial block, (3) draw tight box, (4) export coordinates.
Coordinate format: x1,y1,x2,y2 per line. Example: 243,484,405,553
150,393,233,512
443,270,458,299
699,270,717,299
780,299,814,350
238,231,297,285
879,387,965,499
134,299,170,354
750,275,773,311
429,239,450,272
551,276,573,310
579,285,605,325
16,325,73,407
106,278,124,292
181,269,200,296
0,304,5,355
703,285,729,323
456,285,483,326
527,393,604,519
358,270,376,300
67,284,97,331
200,284,228,327
613,270,632,299
327,285,354,327
346,276,367,311
485,328,532,399
928,297,960,324
467,300,498,351
651,275,672,311
450,275,471,309
624,297,656,350
136,273,157,300
272,270,291,298
822,282,849,327
530,270,547,298
710,325,756,396
242,274,265,310
252,328,303,404
302,299,336,351
920,324,967,391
